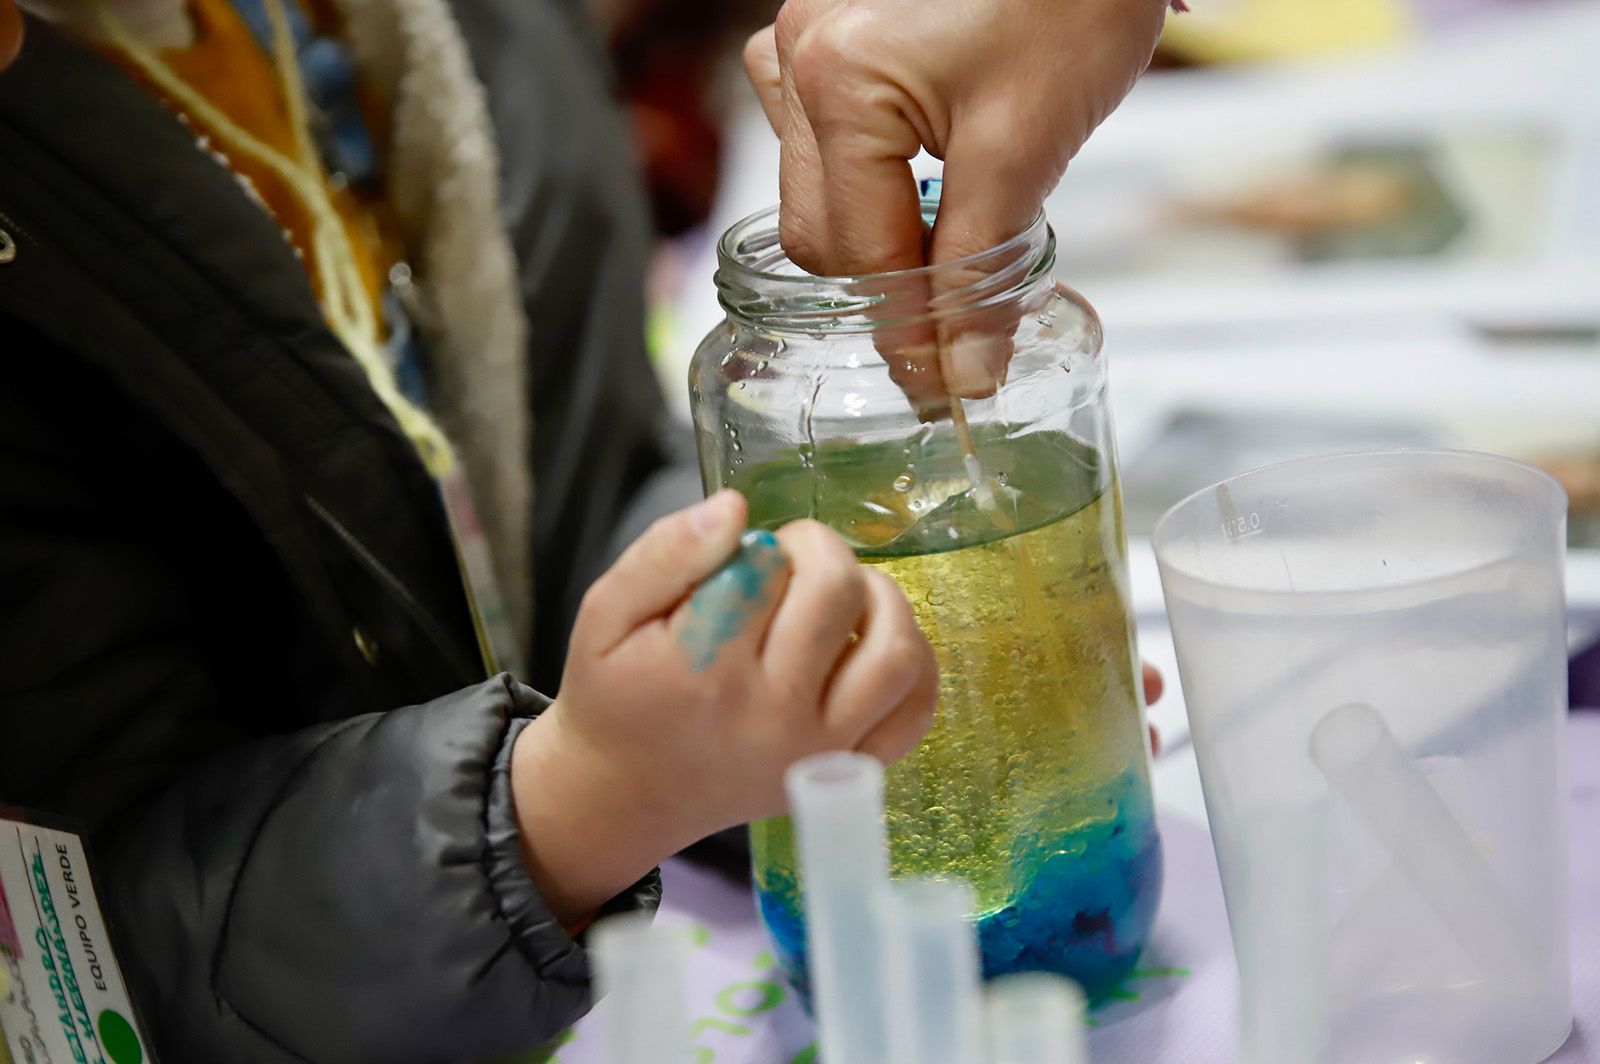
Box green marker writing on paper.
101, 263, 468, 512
678, 529, 787, 671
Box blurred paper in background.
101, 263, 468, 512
1158, 0, 1415, 62
1055, 126, 1552, 280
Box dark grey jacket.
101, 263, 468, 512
0, 6, 669, 1060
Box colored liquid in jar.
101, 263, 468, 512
735, 431, 1162, 1003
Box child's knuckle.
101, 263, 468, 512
781, 517, 834, 551
811, 555, 863, 607
883, 633, 927, 676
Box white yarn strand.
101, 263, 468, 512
97, 0, 459, 478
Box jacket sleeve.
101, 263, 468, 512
99, 678, 660, 1064
0, 339, 659, 1063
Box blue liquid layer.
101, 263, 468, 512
756, 792, 1162, 1007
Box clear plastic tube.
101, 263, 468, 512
591, 912, 692, 1064
786, 751, 893, 1064
984, 973, 1088, 1064
881, 877, 984, 1064
1310, 702, 1538, 988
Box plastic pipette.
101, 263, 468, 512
916, 179, 1006, 525
881, 877, 984, 1064
1309, 703, 1539, 987
591, 912, 692, 1064
786, 751, 894, 1064
984, 973, 1088, 1064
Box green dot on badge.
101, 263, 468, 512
98, 1009, 143, 1064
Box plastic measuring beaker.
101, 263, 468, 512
1154, 450, 1571, 1064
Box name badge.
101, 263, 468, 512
0, 809, 154, 1064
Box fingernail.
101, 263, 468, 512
899, 343, 941, 376
889, 343, 948, 400
689, 489, 739, 534
945, 333, 1010, 398
912, 395, 950, 423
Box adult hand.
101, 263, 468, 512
744, 0, 1169, 283
744, 0, 1168, 403
512, 490, 938, 925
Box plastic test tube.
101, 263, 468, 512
1309, 702, 1538, 989
590, 912, 692, 1064
881, 877, 984, 1064
984, 973, 1088, 1064
786, 751, 894, 1064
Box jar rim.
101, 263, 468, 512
714, 198, 1054, 332
716, 202, 1050, 285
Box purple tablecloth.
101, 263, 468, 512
559, 714, 1600, 1063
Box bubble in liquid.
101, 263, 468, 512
892, 472, 915, 493
757, 360, 770, 372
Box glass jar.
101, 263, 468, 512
689, 195, 1161, 1002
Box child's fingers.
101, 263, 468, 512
822, 568, 937, 745
668, 528, 792, 672
1142, 662, 1163, 705
577, 490, 749, 653
852, 631, 940, 764
760, 520, 869, 687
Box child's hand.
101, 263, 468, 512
511, 489, 938, 925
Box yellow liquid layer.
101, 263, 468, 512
876, 488, 1146, 908
753, 485, 1151, 915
